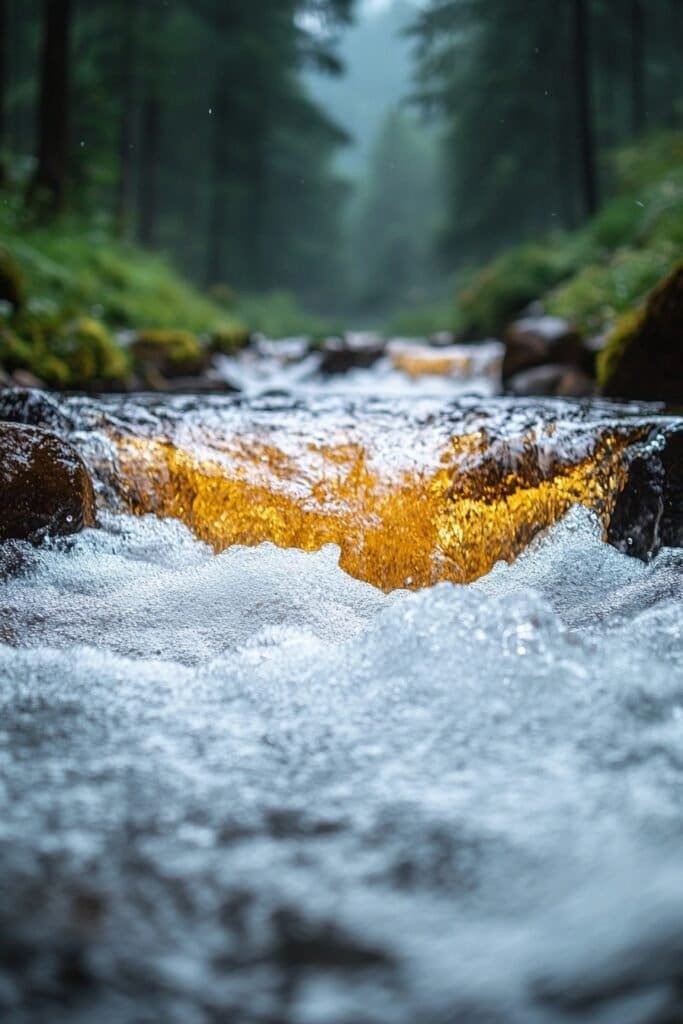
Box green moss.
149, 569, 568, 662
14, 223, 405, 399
596, 306, 646, 388
209, 322, 250, 356
597, 260, 683, 401
50, 317, 131, 385
132, 329, 205, 376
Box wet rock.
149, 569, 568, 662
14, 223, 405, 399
11, 368, 45, 390
599, 263, 683, 403
504, 316, 581, 379
608, 427, 683, 557
555, 367, 596, 398
0, 387, 73, 431
319, 333, 385, 375
507, 364, 595, 398
0, 423, 95, 542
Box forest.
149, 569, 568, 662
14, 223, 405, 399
0, 0, 682, 355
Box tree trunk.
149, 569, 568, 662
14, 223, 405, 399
138, 93, 160, 247
630, 0, 645, 136
245, 133, 267, 289
115, 0, 139, 237
27, 0, 72, 211
0, 0, 7, 155
572, 0, 598, 218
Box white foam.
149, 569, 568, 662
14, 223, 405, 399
0, 507, 681, 1022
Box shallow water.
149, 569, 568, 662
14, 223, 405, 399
0, 391, 682, 1023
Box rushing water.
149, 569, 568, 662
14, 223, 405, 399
0, 386, 682, 1023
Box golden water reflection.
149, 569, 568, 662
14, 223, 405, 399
111, 421, 636, 591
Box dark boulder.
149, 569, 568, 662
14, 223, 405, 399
0, 423, 95, 542
608, 427, 683, 558
504, 316, 582, 380
319, 333, 385, 375
506, 363, 594, 398
599, 263, 683, 404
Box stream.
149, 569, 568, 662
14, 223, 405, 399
0, 369, 682, 1023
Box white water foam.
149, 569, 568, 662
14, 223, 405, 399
0, 507, 681, 1023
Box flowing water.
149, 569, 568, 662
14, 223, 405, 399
0, 382, 682, 1024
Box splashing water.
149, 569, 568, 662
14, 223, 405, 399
0, 391, 681, 1023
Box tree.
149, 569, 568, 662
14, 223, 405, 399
27, 0, 72, 211
572, 0, 598, 216
629, 0, 645, 135
115, 0, 140, 236
0, 0, 6, 157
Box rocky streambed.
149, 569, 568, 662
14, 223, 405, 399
0, 386, 681, 1024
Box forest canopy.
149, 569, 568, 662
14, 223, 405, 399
0, 0, 682, 329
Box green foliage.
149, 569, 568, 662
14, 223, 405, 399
546, 245, 676, 335
0, 327, 34, 372
386, 298, 464, 339
0, 198, 246, 335
614, 134, 683, 193
456, 239, 592, 336
0, 250, 26, 310
445, 134, 683, 339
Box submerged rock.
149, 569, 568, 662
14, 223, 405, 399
507, 363, 594, 398
599, 262, 683, 403
0, 422, 95, 542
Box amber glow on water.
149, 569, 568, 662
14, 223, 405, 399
112, 424, 633, 590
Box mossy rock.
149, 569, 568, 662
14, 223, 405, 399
7, 313, 130, 389
208, 322, 250, 356
0, 324, 70, 386
598, 262, 683, 403
132, 329, 207, 378
0, 250, 26, 311
50, 317, 131, 386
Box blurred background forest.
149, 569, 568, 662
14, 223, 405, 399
0, 0, 682, 388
